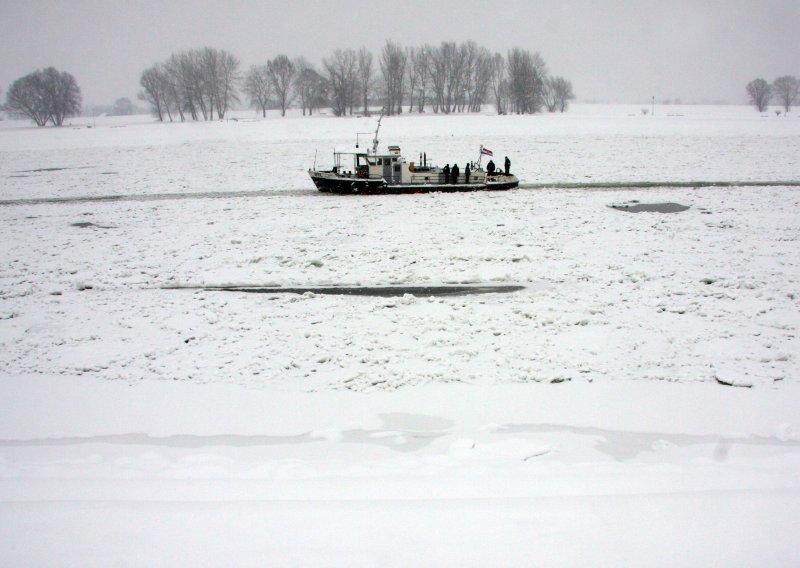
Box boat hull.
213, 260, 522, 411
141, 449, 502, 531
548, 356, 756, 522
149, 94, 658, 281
309, 171, 518, 195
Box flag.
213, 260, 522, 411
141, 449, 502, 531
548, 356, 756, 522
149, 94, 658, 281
480, 146, 494, 157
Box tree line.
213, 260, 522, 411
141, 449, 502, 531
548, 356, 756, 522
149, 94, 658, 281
138, 47, 241, 121
746, 76, 798, 113
138, 40, 575, 121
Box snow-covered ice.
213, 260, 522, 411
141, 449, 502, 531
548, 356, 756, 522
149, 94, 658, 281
1, 105, 799, 566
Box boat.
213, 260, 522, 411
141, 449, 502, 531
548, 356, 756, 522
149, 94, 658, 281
308, 116, 519, 194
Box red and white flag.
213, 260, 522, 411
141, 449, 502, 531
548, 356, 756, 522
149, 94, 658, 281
480, 146, 494, 157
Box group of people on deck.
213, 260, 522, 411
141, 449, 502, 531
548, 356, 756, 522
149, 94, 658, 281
442, 156, 510, 184
442, 163, 467, 184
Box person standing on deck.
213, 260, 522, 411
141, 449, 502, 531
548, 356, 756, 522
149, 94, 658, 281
464, 163, 471, 184
451, 163, 459, 184
487, 159, 495, 175
504, 156, 510, 175
443, 164, 450, 184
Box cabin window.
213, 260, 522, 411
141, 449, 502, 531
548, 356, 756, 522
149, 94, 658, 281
394, 164, 401, 173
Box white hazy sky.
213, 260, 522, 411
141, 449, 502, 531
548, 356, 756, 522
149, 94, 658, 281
1, 0, 798, 106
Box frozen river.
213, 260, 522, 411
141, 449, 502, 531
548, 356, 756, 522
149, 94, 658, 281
1, 105, 799, 566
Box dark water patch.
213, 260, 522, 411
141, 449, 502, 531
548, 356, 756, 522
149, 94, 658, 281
0, 188, 317, 207
715, 376, 753, 388
610, 202, 690, 213
70, 221, 117, 229
16, 166, 94, 173
19, 167, 69, 173
167, 285, 525, 297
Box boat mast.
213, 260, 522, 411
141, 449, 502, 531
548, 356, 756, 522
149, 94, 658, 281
371, 111, 384, 154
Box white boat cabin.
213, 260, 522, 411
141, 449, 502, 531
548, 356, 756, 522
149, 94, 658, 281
330, 146, 408, 184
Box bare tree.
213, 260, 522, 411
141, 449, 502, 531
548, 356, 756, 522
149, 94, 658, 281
43, 68, 82, 126
294, 58, 328, 116
161, 68, 181, 122
198, 47, 220, 118
409, 45, 431, 113
5, 67, 81, 126
356, 47, 374, 115
293, 58, 311, 116
5, 72, 51, 126
245, 64, 271, 117
323, 48, 357, 117
138, 64, 170, 121
772, 75, 798, 113
267, 55, 296, 117
457, 41, 478, 112
307, 70, 328, 115
506, 48, 547, 114
746, 78, 772, 112
406, 47, 420, 113
213, 49, 240, 119
546, 76, 575, 112
428, 41, 475, 113
445, 43, 467, 113
428, 41, 467, 113
183, 50, 208, 120
429, 43, 449, 113
380, 40, 407, 115
345, 51, 359, 115
165, 52, 197, 121
466, 45, 493, 112
543, 79, 558, 112
194, 48, 239, 119
489, 53, 508, 114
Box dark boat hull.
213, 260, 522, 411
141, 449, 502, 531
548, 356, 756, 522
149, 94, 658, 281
310, 172, 518, 195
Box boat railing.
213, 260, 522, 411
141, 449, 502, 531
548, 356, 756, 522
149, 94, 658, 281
410, 173, 443, 184
408, 173, 481, 184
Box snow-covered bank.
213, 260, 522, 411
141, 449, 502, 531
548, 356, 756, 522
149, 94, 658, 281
1, 376, 799, 566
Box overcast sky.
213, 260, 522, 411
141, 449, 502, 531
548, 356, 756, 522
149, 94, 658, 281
1, 0, 798, 106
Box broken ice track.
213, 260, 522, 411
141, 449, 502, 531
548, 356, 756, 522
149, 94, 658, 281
163, 285, 525, 297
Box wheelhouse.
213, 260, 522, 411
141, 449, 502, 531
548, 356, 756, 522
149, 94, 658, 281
333, 148, 407, 184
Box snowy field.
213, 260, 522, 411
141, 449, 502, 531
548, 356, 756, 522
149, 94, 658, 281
1, 105, 800, 566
